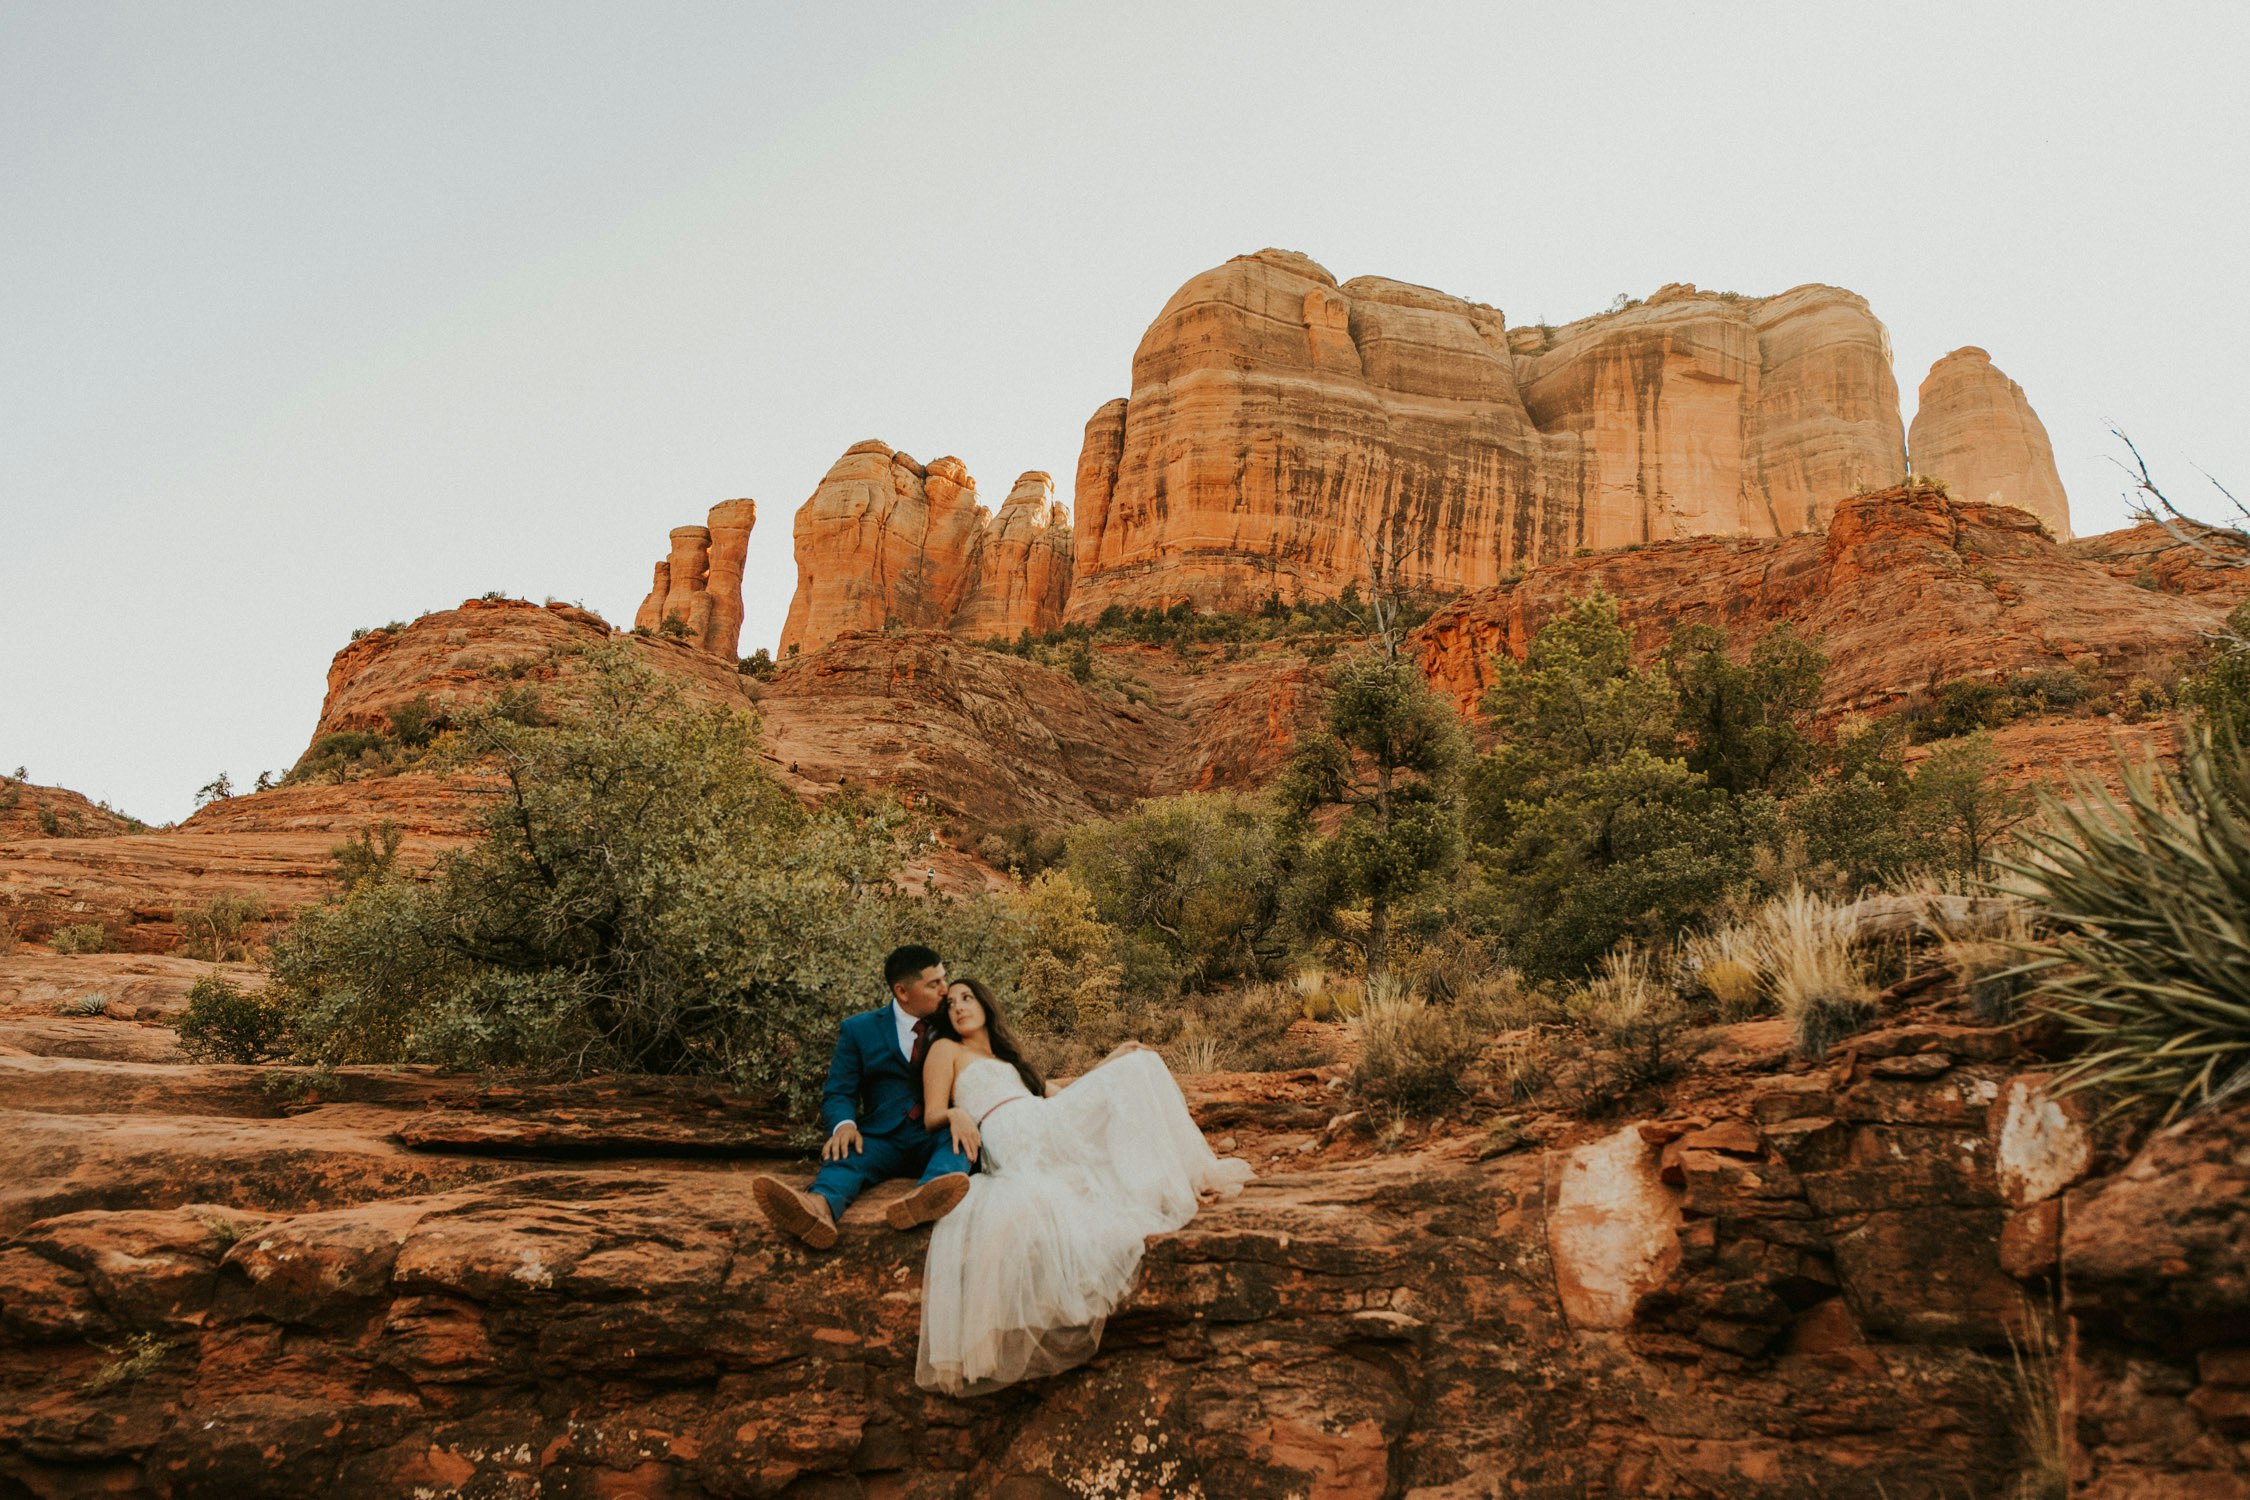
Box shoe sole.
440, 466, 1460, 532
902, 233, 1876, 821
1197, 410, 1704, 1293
886, 1172, 971, 1230
752, 1176, 837, 1249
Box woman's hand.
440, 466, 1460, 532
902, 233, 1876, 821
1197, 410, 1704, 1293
948, 1113, 982, 1163
1098, 1040, 1152, 1066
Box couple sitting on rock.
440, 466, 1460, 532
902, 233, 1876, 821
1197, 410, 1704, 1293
752, 944, 1252, 1395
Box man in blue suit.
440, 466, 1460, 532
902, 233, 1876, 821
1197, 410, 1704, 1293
751, 943, 975, 1249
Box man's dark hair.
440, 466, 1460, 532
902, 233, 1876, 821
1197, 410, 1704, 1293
884, 943, 943, 992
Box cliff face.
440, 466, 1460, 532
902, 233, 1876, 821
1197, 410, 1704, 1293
1065, 252, 1908, 618
779, 444, 1071, 656
633, 499, 758, 658
1411, 486, 2224, 721
1908, 347, 2072, 539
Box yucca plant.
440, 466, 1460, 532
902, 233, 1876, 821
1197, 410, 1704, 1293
2005, 725, 2250, 1122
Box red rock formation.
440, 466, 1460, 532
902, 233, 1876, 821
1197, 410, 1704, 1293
2072, 519, 2250, 598
1412, 486, 2231, 719
2056, 1103, 2250, 1492
1909, 347, 2072, 539
1068, 252, 1908, 619
780, 446, 1076, 655
632, 499, 758, 657
0, 779, 137, 842
950, 472, 1072, 642
7, 982, 2204, 1496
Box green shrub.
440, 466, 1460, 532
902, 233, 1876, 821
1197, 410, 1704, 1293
50, 922, 112, 955
2010, 726, 2250, 1121
330, 821, 403, 892
971, 820, 1068, 879
941, 869, 1124, 1044
387, 694, 446, 748
261, 644, 911, 1121
1067, 792, 1289, 995
1279, 647, 1468, 977
288, 730, 395, 784
178, 892, 266, 962
2178, 602, 2250, 744
176, 974, 286, 1063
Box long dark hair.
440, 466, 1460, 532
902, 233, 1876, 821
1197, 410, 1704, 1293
933, 977, 1046, 1099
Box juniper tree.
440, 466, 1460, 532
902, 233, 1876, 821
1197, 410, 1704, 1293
1280, 624, 1468, 980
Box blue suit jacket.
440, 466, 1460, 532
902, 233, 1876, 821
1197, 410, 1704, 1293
819, 1006, 925, 1140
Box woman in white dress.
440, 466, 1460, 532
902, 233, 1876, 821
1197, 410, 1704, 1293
914, 978, 1253, 1396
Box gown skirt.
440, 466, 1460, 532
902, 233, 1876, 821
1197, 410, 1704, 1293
915, 1049, 1253, 1395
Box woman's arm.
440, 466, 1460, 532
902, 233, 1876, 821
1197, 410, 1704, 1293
919, 1038, 961, 1128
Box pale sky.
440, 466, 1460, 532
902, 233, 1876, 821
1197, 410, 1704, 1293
5, 2, 2246, 824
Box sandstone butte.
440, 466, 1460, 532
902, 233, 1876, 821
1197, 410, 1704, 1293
776, 442, 1072, 656
752, 251, 2079, 641
551, 260, 2104, 678
1070, 251, 1920, 618
1908, 346, 2073, 539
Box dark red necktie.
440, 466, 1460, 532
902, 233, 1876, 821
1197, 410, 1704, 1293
906, 1017, 932, 1121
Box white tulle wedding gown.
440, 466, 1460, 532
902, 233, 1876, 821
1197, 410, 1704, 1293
915, 1049, 1254, 1396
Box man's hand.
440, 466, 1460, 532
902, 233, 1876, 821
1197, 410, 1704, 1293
822, 1121, 864, 1161
948, 1114, 981, 1164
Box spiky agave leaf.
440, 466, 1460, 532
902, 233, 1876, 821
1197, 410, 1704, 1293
2003, 725, 2250, 1122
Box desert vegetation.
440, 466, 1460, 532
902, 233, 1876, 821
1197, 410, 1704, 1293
174, 583, 2250, 1138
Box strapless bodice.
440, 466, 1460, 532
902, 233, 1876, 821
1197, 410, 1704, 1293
954, 1055, 1034, 1121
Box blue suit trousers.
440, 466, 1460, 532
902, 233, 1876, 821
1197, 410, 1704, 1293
808, 1125, 975, 1218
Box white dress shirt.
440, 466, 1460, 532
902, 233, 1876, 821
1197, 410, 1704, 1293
834, 1000, 925, 1136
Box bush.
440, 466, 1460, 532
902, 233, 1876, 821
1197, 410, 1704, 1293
388, 694, 447, 748
261, 644, 917, 1121
1158, 982, 1312, 1075
2009, 726, 2250, 1121
1349, 994, 1484, 1117
330, 822, 403, 892
1280, 647, 1468, 976
176, 974, 286, 1063
2178, 602, 2250, 744
50, 922, 112, 955
288, 730, 396, 785
1067, 793, 1288, 995
942, 870, 1124, 1045
970, 820, 1068, 879
178, 892, 266, 962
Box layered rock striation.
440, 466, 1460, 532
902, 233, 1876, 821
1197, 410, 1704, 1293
779, 443, 1071, 655
633, 499, 757, 658
1411, 485, 2216, 721
1066, 252, 1910, 618
1908, 347, 2071, 539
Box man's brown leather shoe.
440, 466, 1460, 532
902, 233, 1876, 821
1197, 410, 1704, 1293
752, 1175, 838, 1249
885, 1171, 971, 1230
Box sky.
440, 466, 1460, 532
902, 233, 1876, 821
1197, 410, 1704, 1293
4, 1, 2246, 824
